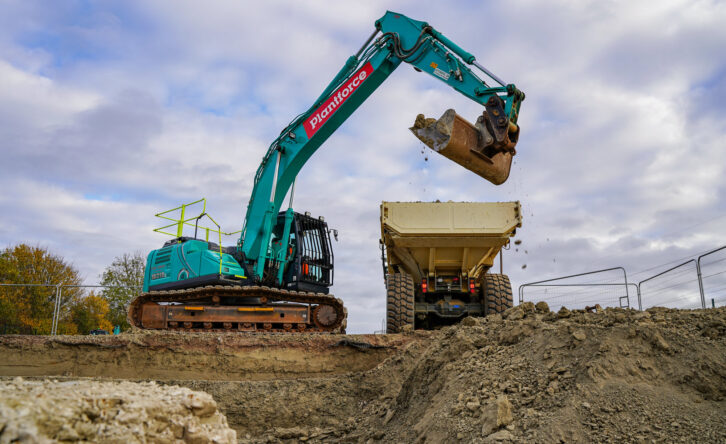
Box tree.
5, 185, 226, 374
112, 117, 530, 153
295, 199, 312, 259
99, 252, 145, 330
0, 244, 83, 334
71, 291, 113, 334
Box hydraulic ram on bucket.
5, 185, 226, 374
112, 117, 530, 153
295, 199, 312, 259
411, 98, 520, 185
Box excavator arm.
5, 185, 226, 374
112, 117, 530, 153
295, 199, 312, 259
239, 11, 525, 283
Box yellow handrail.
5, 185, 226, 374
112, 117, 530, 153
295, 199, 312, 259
153, 198, 242, 275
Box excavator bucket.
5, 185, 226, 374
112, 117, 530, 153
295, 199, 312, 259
410, 103, 519, 185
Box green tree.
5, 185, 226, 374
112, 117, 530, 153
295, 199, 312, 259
0, 244, 83, 334
99, 252, 145, 330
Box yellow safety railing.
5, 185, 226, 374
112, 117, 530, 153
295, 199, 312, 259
153, 198, 242, 275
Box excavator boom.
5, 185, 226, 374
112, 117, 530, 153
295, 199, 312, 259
130, 11, 524, 333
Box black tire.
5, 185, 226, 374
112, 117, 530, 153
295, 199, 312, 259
386, 273, 415, 333
484, 274, 513, 315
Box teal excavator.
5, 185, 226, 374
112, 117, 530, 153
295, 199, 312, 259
128, 11, 524, 333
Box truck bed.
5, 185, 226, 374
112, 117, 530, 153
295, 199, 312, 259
380, 201, 521, 282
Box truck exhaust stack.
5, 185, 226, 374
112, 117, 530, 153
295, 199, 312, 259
410, 106, 519, 185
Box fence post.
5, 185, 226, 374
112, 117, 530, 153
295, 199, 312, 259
52, 285, 63, 335
697, 245, 726, 310
637, 259, 699, 310
696, 260, 706, 309
635, 283, 642, 311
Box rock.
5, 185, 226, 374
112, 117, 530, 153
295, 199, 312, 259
461, 316, 479, 326
275, 426, 307, 439
485, 429, 515, 442
650, 332, 670, 351
466, 399, 481, 412
402, 324, 414, 333
558, 307, 571, 318
633, 311, 651, 321
0, 380, 236, 444
384, 409, 395, 424
520, 302, 535, 313
504, 307, 524, 321
496, 395, 513, 427
572, 329, 586, 341
535, 301, 550, 313
497, 324, 533, 345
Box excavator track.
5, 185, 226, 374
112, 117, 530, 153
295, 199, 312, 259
127, 285, 347, 334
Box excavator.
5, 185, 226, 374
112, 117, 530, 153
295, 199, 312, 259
128, 11, 524, 333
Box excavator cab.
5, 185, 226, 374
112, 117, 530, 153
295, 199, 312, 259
411, 100, 520, 185
272, 211, 334, 294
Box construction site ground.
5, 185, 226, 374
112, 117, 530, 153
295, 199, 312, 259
1, 305, 725, 443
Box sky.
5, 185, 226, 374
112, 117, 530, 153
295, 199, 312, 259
1, 0, 724, 332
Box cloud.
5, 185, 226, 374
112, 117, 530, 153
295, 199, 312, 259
0, 0, 724, 331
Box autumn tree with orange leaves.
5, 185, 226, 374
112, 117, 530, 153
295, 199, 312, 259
71, 291, 113, 334
0, 244, 86, 334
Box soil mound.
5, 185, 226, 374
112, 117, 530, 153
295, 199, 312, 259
0, 378, 236, 443
1, 306, 724, 443
232, 306, 726, 443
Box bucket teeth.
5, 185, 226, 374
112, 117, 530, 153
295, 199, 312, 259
410, 108, 519, 185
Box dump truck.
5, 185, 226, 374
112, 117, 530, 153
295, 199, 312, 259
380, 201, 522, 332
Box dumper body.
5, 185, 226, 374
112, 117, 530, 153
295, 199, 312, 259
380, 201, 521, 332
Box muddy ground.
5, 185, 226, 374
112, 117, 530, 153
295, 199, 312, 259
1, 305, 725, 443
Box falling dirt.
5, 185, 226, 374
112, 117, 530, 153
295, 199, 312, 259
1, 306, 725, 443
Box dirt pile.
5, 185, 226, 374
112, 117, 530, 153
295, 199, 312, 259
0, 378, 236, 443
1, 306, 724, 443
228, 305, 726, 443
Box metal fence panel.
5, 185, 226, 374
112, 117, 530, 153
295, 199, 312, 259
638, 260, 702, 310
698, 246, 726, 308
518, 267, 630, 312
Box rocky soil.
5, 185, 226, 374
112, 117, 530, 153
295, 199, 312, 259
1, 305, 724, 443
0, 332, 406, 381
0, 379, 236, 443
230, 305, 726, 443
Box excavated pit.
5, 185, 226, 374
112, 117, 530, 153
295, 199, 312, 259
1, 306, 725, 443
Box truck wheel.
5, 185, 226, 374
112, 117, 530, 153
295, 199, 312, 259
386, 273, 414, 333
484, 274, 513, 315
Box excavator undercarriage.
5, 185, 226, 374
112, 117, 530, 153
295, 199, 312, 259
128, 285, 346, 333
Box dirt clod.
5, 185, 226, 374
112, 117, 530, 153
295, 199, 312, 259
535, 301, 550, 313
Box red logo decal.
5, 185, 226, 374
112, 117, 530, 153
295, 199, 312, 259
303, 62, 374, 138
